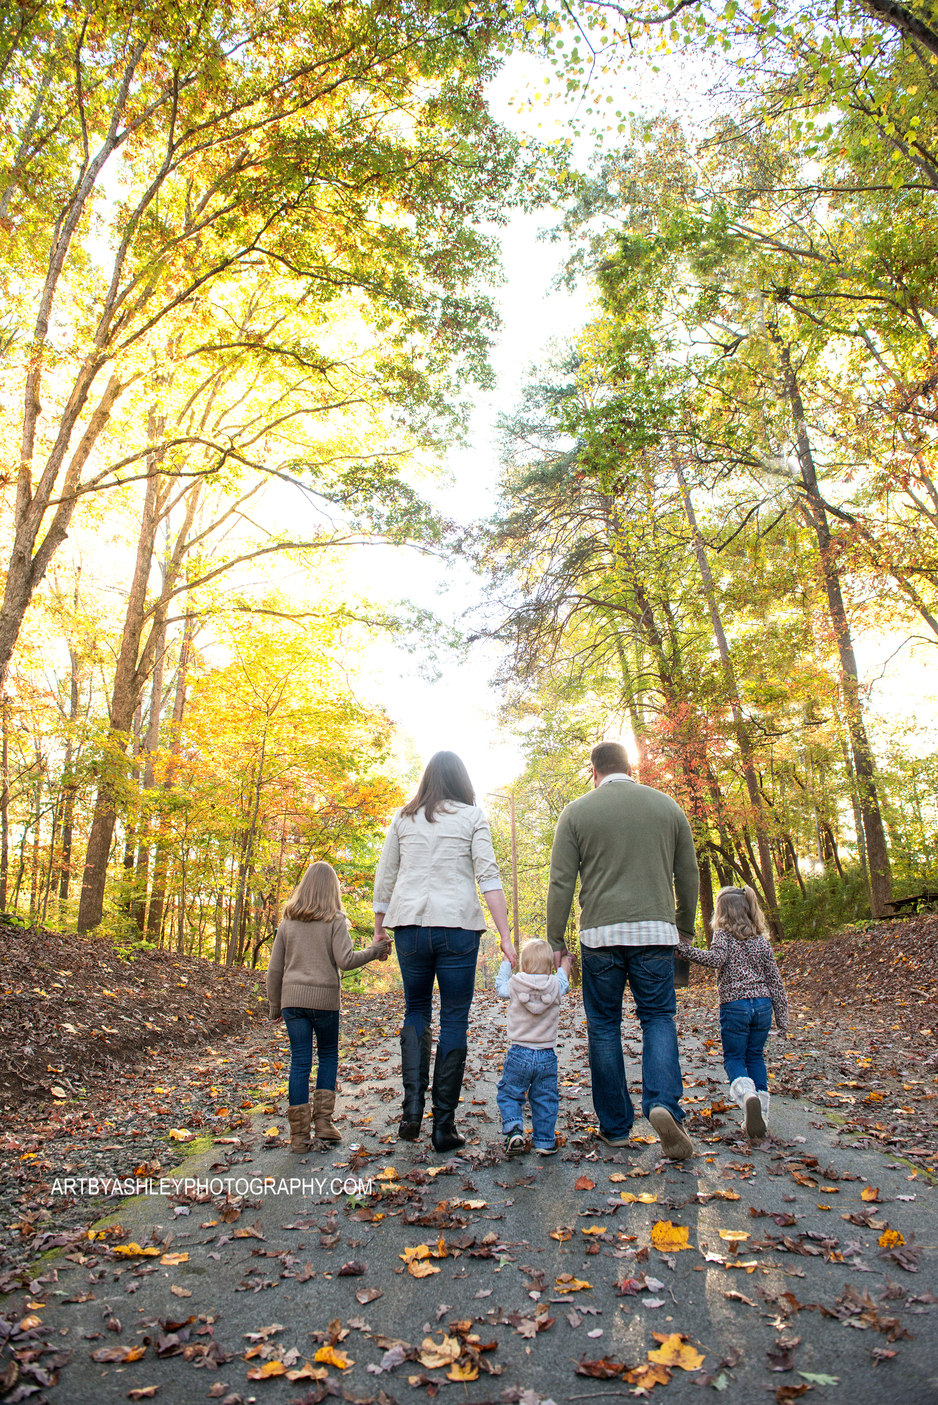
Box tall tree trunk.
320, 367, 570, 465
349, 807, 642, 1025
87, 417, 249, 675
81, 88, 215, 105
28, 776, 42, 915
674, 453, 783, 938
229, 724, 269, 966
146, 617, 194, 943
134, 624, 167, 931
78, 464, 162, 930
773, 337, 893, 917
58, 642, 81, 903
0, 696, 9, 910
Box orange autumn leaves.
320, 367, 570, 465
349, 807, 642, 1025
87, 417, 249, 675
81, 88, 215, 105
400, 1236, 449, 1277
578, 1332, 705, 1390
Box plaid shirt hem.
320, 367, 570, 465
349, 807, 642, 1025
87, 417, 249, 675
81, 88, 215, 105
579, 921, 679, 948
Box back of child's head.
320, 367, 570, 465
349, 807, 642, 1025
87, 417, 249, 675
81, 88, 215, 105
520, 939, 553, 975
283, 861, 343, 922
712, 884, 768, 941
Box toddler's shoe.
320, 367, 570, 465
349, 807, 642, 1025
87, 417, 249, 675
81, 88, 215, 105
505, 1132, 526, 1157
534, 1143, 557, 1156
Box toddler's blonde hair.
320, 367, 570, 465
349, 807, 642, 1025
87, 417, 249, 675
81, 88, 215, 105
283, 861, 343, 922
520, 939, 553, 974
712, 884, 768, 941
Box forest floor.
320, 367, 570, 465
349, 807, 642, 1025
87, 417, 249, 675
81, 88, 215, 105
0, 915, 936, 1403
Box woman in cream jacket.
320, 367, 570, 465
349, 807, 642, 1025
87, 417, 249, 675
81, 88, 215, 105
373, 751, 513, 1151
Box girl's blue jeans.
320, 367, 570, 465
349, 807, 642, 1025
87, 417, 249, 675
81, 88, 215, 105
393, 926, 481, 1058
720, 997, 772, 1090
282, 1007, 340, 1104
496, 1045, 559, 1150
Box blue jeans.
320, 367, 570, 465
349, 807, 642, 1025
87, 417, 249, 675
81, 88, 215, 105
496, 1045, 559, 1149
394, 926, 480, 1058
580, 944, 684, 1140
720, 998, 772, 1089
282, 1007, 341, 1104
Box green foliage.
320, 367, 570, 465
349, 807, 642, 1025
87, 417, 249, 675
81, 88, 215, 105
776, 869, 872, 943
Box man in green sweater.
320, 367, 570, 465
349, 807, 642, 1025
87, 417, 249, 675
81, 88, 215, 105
546, 741, 699, 1159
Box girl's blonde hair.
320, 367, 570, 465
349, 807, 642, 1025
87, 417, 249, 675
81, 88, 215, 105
712, 884, 768, 941
283, 861, 343, 922
520, 939, 553, 975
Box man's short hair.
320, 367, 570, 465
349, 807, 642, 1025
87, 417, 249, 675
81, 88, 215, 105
591, 741, 631, 777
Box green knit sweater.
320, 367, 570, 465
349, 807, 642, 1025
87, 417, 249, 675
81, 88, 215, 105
545, 779, 699, 949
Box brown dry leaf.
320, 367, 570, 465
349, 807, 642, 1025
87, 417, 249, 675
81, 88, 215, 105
574, 1356, 628, 1379
650, 1221, 691, 1252
861, 1186, 881, 1203
623, 1360, 672, 1388
418, 1335, 461, 1369
609, 1173, 627, 1183
575, 1176, 596, 1191
647, 1333, 705, 1371
285, 1364, 328, 1382
169, 1285, 192, 1299
356, 1287, 383, 1305
408, 1260, 441, 1278
127, 1390, 160, 1401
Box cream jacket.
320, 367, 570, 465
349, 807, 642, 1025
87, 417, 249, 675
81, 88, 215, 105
373, 802, 503, 930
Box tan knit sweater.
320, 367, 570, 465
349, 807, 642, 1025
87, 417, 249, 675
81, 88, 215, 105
266, 914, 384, 1017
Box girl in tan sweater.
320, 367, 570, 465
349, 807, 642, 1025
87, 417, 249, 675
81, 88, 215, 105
267, 862, 390, 1152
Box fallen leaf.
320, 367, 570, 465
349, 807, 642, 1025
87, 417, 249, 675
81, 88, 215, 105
861, 1186, 881, 1203
247, 1361, 286, 1379
581, 1225, 606, 1236
314, 1345, 352, 1369
161, 1252, 189, 1266
647, 1333, 705, 1370
418, 1335, 461, 1369
718, 1231, 749, 1243
112, 1243, 161, 1258
127, 1390, 160, 1401
650, 1221, 691, 1252
550, 1228, 573, 1242
878, 1231, 905, 1249
285, 1364, 328, 1382
447, 1361, 478, 1381
556, 1276, 592, 1292
167, 1129, 194, 1142
799, 1373, 839, 1385
169, 1285, 192, 1299
575, 1176, 596, 1190
620, 1192, 658, 1204
356, 1287, 383, 1305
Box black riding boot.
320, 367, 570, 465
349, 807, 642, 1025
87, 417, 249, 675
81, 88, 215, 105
431, 1047, 467, 1153
398, 1026, 431, 1141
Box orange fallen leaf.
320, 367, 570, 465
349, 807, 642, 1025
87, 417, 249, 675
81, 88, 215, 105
314, 1345, 353, 1369
620, 1192, 657, 1204
408, 1260, 441, 1278
127, 1390, 160, 1401
861, 1186, 881, 1203
717, 1230, 749, 1242
247, 1361, 287, 1379
555, 1276, 592, 1292
581, 1225, 606, 1236
550, 1228, 573, 1242
447, 1361, 479, 1382
575, 1176, 596, 1191
878, 1229, 905, 1248
285, 1364, 328, 1382
160, 1252, 189, 1265
419, 1335, 461, 1368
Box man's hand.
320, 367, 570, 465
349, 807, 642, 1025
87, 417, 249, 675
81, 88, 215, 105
500, 935, 517, 967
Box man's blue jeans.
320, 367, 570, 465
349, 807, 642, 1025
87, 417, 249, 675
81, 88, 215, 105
282, 1007, 341, 1104
580, 944, 684, 1140
394, 926, 481, 1058
496, 1045, 559, 1149
720, 997, 772, 1090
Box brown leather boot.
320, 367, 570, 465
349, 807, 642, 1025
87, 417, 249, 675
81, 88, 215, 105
286, 1103, 312, 1154
312, 1089, 341, 1143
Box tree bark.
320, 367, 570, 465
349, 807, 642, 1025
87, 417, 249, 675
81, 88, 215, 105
146, 616, 194, 942
774, 336, 893, 917
673, 452, 783, 938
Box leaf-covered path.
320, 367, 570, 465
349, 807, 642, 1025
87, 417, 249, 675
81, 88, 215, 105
1, 943, 936, 1405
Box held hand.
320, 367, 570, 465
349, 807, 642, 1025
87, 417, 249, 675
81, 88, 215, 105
500, 936, 517, 968
560, 953, 574, 978
375, 936, 392, 962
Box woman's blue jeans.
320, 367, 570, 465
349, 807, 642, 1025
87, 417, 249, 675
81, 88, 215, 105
393, 926, 480, 1058
720, 997, 772, 1090
580, 944, 684, 1140
496, 1045, 559, 1149
282, 1007, 341, 1104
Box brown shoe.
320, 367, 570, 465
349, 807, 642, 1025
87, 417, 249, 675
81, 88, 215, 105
286, 1103, 312, 1154
312, 1089, 341, 1143
649, 1106, 694, 1160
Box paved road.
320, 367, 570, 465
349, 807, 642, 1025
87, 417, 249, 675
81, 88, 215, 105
3, 989, 936, 1405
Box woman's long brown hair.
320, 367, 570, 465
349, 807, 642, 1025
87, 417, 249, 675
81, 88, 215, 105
400, 750, 475, 822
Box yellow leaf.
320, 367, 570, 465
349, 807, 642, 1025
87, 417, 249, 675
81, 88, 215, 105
456, 1199, 487, 1209
879, 1229, 905, 1248
555, 1276, 591, 1292
408, 1260, 441, 1278
549, 1228, 572, 1242
247, 1361, 287, 1379
647, 1332, 705, 1370
160, 1252, 189, 1265
650, 1220, 691, 1252
425, 1165, 447, 1177
433, 1234, 448, 1258
112, 1243, 161, 1258
419, 1335, 461, 1369
17, 1316, 41, 1332
712, 1189, 741, 1201
167, 1129, 194, 1142
620, 1191, 658, 1204
861, 1186, 881, 1202
717, 1230, 749, 1242
314, 1345, 353, 1369
447, 1361, 479, 1381
581, 1225, 606, 1235
377, 1166, 399, 1180
400, 1245, 432, 1262
263, 1126, 281, 1138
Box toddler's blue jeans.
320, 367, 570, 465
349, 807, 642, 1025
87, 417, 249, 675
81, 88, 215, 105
282, 1007, 340, 1104
720, 997, 772, 1090
496, 1045, 559, 1150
